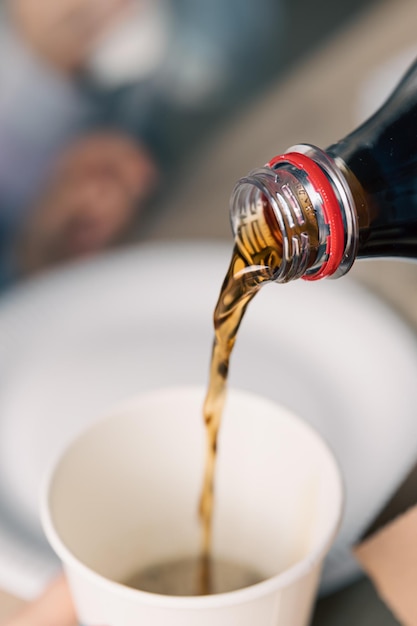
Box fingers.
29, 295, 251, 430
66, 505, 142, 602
17, 131, 159, 275
4, 575, 77, 626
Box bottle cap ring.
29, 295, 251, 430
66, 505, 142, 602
268, 152, 344, 280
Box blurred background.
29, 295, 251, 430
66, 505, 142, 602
2, 0, 417, 624
0, 0, 389, 288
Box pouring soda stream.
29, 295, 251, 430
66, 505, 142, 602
199, 54, 417, 593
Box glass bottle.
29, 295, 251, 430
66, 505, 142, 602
230, 57, 417, 282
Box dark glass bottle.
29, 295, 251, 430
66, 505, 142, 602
230, 57, 417, 282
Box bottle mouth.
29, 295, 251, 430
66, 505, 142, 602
230, 169, 312, 283
230, 145, 359, 282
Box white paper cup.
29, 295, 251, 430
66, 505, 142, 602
41, 386, 343, 626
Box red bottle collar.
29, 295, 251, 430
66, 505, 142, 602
268, 152, 345, 280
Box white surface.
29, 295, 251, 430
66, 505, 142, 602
0, 241, 417, 598
42, 386, 342, 626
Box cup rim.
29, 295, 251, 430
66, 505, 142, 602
41, 385, 344, 609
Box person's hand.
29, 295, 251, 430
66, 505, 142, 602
4, 575, 77, 626
11, 0, 132, 73
18, 131, 158, 275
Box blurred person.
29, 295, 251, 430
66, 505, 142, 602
0, 0, 283, 287
0, 0, 159, 286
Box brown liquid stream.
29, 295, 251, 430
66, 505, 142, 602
198, 194, 284, 593
124, 174, 319, 597
199, 246, 272, 550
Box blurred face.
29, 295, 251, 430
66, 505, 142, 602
12, 0, 133, 73
19, 132, 158, 274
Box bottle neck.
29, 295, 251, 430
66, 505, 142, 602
230, 144, 361, 282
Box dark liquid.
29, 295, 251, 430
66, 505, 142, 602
327, 57, 417, 259
199, 246, 273, 552
124, 556, 264, 596
199, 194, 283, 592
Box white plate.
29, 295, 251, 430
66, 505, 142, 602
1, 241, 417, 599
